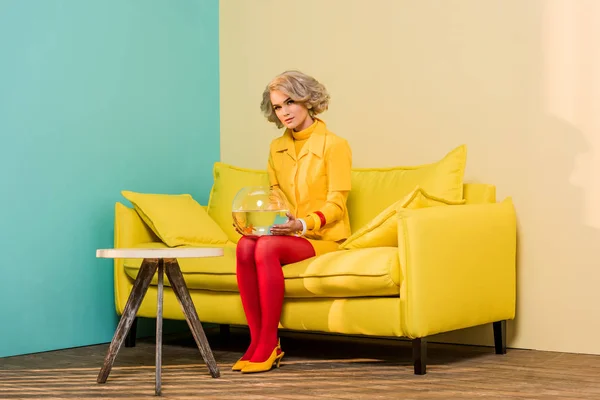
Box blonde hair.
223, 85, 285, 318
260, 70, 330, 128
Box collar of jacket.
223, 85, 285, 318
274, 118, 327, 159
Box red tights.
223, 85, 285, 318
236, 235, 315, 362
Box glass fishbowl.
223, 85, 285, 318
232, 186, 290, 236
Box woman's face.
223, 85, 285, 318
270, 90, 313, 131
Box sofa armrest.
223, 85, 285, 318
397, 197, 517, 338
114, 202, 159, 248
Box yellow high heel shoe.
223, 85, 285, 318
235, 339, 282, 372
231, 359, 249, 371
241, 345, 284, 374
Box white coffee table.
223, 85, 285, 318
95, 247, 224, 395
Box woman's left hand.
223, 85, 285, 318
270, 212, 302, 236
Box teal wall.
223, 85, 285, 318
0, 1, 219, 358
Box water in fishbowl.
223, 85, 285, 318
232, 210, 289, 236
231, 186, 290, 236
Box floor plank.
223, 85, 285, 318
1, 327, 599, 399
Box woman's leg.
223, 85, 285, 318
251, 235, 315, 362
235, 236, 262, 361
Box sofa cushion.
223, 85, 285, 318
121, 191, 229, 247
207, 162, 270, 243
283, 247, 401, 297
123, 242, 401, 298
339, 186, 465, 249
347, 144, 467, 233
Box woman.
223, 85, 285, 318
233, 70, 352, 373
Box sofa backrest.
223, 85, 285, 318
463, 183, 496, 204
207, 145, 495, 240
345, 145, 467, 232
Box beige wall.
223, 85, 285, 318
220, 0, 600, 355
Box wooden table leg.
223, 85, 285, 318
155, 259, 164, 396
165, 260, 221, 378
98, 258, 158, 384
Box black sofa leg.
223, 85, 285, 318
125, 317, 138, 348
412, 338, 427, 375
493, 320, 507, 354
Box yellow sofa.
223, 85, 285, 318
112, 145, 517, 374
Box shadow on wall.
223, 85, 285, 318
430, 0, 600, 353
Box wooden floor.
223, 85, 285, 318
1, 327, 600, 399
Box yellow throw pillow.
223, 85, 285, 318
339, 186, 465, 250
347, 144, 467, 233
121, 191, 229, 247
206, 162, 271, 242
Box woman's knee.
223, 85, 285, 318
236, 236, 258, 264
254, 236, 278, 261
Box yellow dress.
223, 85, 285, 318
267, 118, 352, 255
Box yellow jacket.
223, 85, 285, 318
267, 118, 352, 242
